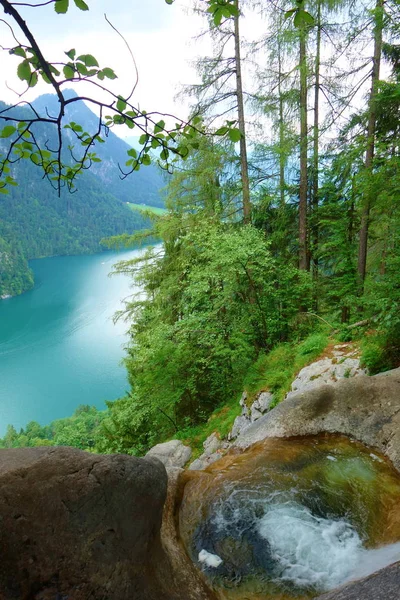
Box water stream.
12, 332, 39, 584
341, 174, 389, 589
179, 435, 400, 599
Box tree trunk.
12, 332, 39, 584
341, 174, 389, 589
357, 0, 384, 289
234, 0, 251, 224
311, 0, 321, 304
278, 37, 285, 208
299, 21, 308, 270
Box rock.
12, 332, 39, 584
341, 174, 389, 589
315, 561, 400, 600
228, 391, 274, 442
0, 446, 188, 600
288, 354, 366, 399
146, 439, 192, 468
239, 391, 248, 408
189, 451, 225, 471
251, 391, 273, 421
228, 414, 251, 441
234, 368, 400, 472
203, 432, 222, 456
162, 467, 218, 600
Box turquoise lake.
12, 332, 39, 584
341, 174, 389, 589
0, 248, 143, 436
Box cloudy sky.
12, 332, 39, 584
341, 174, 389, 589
0, 0, 209, 124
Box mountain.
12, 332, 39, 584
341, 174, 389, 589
0, 91, 166, 297
31, 91, 167, 207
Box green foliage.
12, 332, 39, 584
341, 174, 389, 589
0, 229, 33, 297
174, 393, 242, 459
98, 215, 309, 455
0, 406, 105, 451
244, 331, 329, 405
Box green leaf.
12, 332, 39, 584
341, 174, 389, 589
65, 48, 76, 60
77, 54, 99, 67
10, 46, 26, 58
17, 59, 31, 81
127, 148, 138, 158
215, 126, 229, 136
228, 128, 241, 143
73, 0, 89, 10
142, 154, 151, 166
41, 71, 51, 84
160, 148, 169, 161
49, 65, 61, 76
165, 0, 173, 3
0, 125, 16, 139
101, 67, 117, 80
116, 96, 127, 112
293, 9, 315, 27
63, 64, 75, 79
76, 62, 88, 76
154, 119, 165, 134
213, 8, 223, 26
28, 71, 38, 88
54, 0, 69, 14
139, 134, 148, 145
284, 8, 297, 20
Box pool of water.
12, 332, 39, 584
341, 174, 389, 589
179, 435, 400, 599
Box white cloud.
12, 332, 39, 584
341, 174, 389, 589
0, 0, 209, 125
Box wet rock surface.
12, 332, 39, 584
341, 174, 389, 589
315, 561, 400, 600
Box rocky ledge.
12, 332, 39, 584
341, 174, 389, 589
234, 367, 400, 470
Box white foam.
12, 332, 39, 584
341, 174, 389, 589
258, 502, 362, 590
198, 549, 223, 568
346, 542, 400, 583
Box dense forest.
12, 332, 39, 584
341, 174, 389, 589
0, 92, 165, 296
0, 0, 399, 453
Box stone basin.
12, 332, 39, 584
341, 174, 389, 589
179, 435, 400, 600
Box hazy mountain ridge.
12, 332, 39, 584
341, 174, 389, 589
0, 91, 165, 296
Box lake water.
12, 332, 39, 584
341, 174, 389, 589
0, 248, 143, 436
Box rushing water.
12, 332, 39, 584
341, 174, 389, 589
180, 436, 400, 600
0, 248, 143, 435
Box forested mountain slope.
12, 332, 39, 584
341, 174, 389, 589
0, 91, 165, 296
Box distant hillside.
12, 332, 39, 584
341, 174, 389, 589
0, 91, 166, 297
31, 91, 167, 208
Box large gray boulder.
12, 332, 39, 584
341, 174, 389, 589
0, 446, 211, 600
235, 368, 400, 470
146, 439, 192, 468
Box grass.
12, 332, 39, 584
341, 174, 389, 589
174, 331, 330, 457
174, 393, 242, 460
243, 331, 330, 408
127, 202, 167, 216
